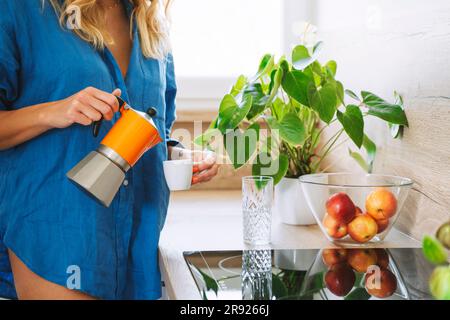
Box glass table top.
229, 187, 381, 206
183, 248, 435, 300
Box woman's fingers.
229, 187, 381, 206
192, 164, 219, 184
76, 101, 102, 122
79, 93, 114, 120
73, 112, 93, 126
85, 86, 120, 113
193, 152, 216, 173
112, 88, 122, 98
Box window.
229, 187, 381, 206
171, 0, 283, 78
170, 0, 315, 114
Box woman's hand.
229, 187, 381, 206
0, 87, 122, 150
169, 147, 219, 185
44, 87, 121, 129
191, 150, 219, 185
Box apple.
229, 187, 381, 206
347, 249, 378, 273
323, 214, 348, 239
376, 218, 390, 234
326, 192, 356, 224
348, 214, 378, 243
366, 188, 398, 220
324, 263, 356, 297
374, 249, 389, 269
322, 248, 348, 267
355, 206, 363, 216
365, 268, 397, 298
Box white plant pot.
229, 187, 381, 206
274, 177, 322, 225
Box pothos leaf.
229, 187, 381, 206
292, 42, 323, 70
281, 70, 313, 106
363, 134, 376, 172
252, 152, 289, 185
194, 128, 221, 150
292, 45, 311, 70
217, 94, 252, 133
325, 60, 337, 77
362, 91, 409, 126
308, 83, 337, 124
254, 54, 275, 80
337, 104, 364, 148
389, 91, 406, 138
268, 67, 284, 102
195, 267, 219, 295
223, 123, 260, 169
345, 89, 360, 101
230, 75, 247, 97
348, 149, 370, 172
267, 112, 306, 146
244, 83, 269, 120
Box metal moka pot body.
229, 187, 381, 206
67, 97, 162, 207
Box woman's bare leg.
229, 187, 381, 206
8, 250, 96, 300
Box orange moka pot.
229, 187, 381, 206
67, 96, 163, 207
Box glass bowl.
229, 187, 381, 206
299, 173, 413, 246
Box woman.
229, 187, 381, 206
0, 0, 218, 299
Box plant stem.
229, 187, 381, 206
318, 126, 342, 153
313, 128, 344, 171
326, 137, 349, 155
311, 117, 338, 150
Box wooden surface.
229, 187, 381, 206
312, 0, 450, 239
159, 190, 419, 300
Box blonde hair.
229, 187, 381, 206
48, 0, 171, 59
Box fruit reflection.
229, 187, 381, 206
374, 249, 390, 269
324, 263, 356, 297
320, 248, 396, 299
322, 248, 348, 267
347, 249, 378, 273
365, 268, 398, 298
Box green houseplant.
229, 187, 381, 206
195, 40, 408, 225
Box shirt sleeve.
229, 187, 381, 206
164, 53, 179, 145
0, 2, 20, 110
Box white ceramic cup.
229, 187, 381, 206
163, 159, 193, 191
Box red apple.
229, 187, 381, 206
326, 192, 356, 224
324, 263, 356, 297
376, 219, 390, 234
366, 188, 398, 220
355, 206, 363, 216
348, 214, 378, 243
323, 214, 348, 239
365, 268, 397, 298
347, 249, 378, 273
322, 248, 348, 267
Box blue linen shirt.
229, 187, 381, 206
0, 0, 176, 299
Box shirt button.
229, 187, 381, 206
123, 179, 129, 187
